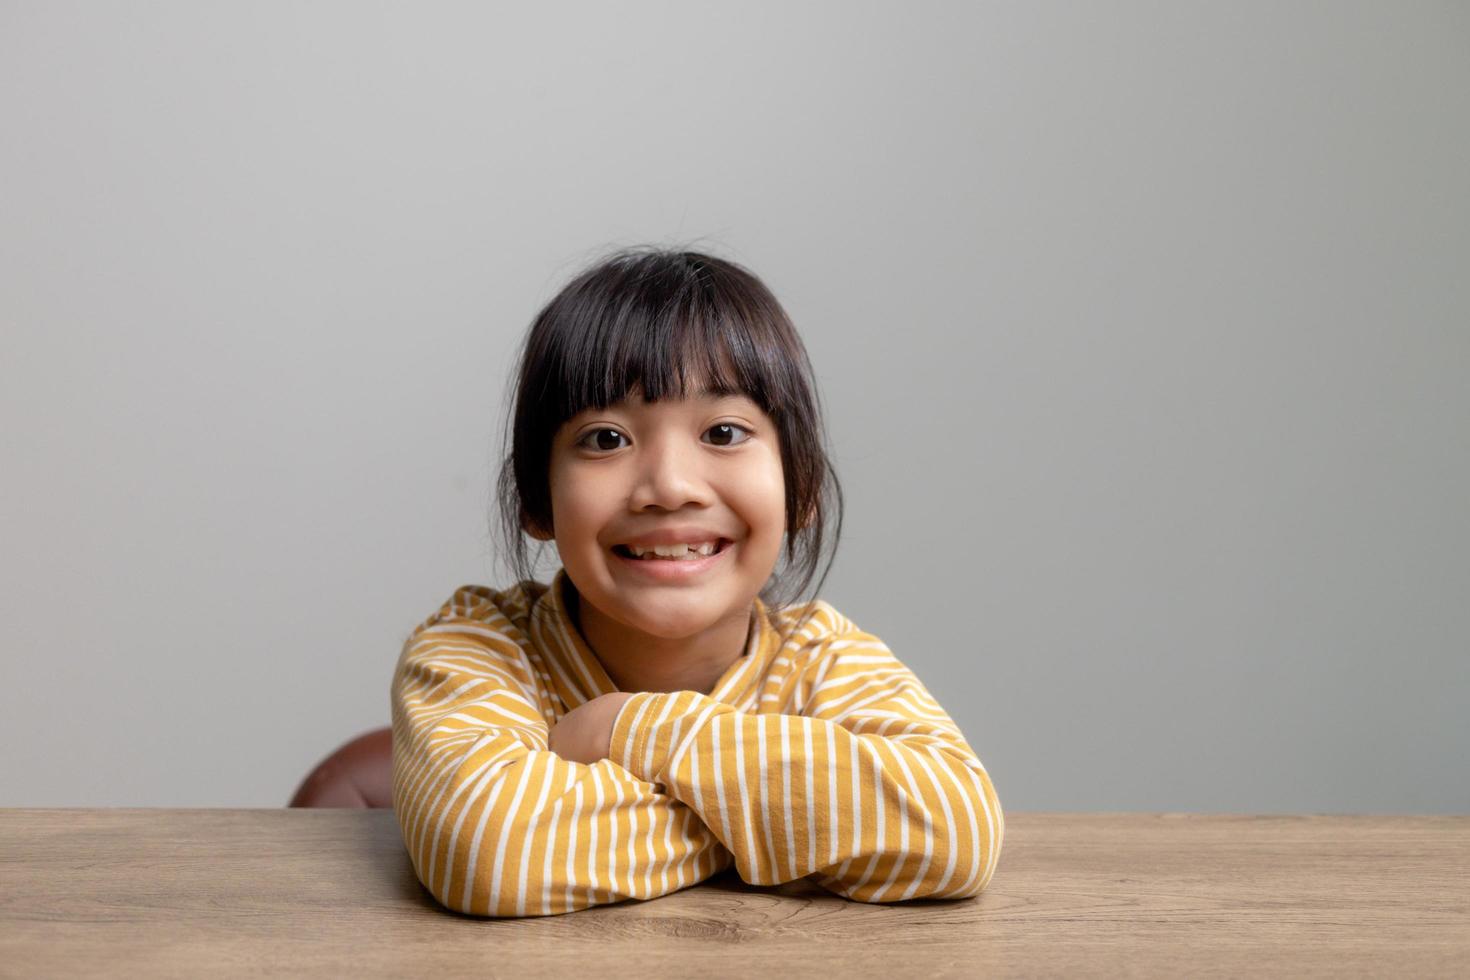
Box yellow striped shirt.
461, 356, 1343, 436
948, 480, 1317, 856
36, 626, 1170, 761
390, 568, 1004, 917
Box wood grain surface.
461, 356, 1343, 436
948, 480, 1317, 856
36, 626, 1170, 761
1, 809, 1465, 978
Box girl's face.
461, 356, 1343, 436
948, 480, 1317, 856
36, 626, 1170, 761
539, 383, 787, 641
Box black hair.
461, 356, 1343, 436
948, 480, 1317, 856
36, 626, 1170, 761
490, 244, 844, 648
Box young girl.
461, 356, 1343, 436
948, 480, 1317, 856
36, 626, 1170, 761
390, 246, 1003, 917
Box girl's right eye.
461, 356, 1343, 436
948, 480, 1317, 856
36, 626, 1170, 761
577, 428, 627, 452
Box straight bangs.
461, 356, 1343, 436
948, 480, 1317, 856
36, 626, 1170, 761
543, 253, 790, 427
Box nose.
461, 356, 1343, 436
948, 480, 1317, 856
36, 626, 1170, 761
627, 432, 715, 513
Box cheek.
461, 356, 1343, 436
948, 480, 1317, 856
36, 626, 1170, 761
731, 467, 787, 536
556, 488, 599, 529
545, 470, 583, 535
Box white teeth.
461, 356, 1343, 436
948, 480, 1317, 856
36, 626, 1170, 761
628, 541, 719, 559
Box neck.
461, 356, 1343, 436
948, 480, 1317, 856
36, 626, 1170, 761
568, 585, 753, 696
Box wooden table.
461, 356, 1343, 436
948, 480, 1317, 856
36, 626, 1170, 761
2, 809, 1465, 977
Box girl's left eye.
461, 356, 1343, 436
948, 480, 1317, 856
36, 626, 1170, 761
576, 424, 753, 452
703, 423, 753, 447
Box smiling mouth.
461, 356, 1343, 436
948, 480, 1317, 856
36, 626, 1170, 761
611, 539, 732, 561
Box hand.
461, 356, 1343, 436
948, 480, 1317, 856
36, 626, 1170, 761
547, 692, 636, 765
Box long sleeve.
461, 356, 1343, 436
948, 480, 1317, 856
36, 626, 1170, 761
390, 596, 733, 917
606, 631, 1004, 903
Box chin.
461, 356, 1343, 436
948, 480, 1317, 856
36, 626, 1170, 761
608, 593, 731, 638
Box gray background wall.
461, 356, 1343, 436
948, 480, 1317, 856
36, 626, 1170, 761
2, 2, 1465, 812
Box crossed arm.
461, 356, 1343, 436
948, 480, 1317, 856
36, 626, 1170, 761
602, 635, 1004, 902
392, 618, 1003, 917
